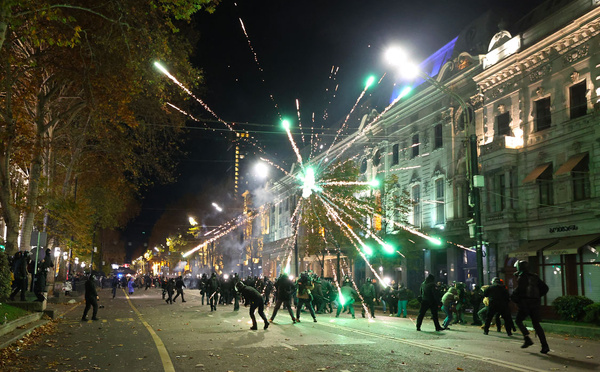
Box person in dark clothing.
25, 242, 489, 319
396, 284, 410, 317
144, 275, 152, 290
34, 249, 54, 302
269, 273, 296, 323
360, 278, 376, 318
165, 278, 175, 304
82, 274, 99, 321
483, 277, 514, 335
207, 273, 220, 311
511, 260, 550, 354
263, 277, 273, 305
10, 251, 29, 301
173, 276, 187, 303
111, 276, 119, 299
232, 273, 241, 311
470, 286, 483, 325
416, 274, 443, 332
295, 272, 317, 323
236, 281, 269, 330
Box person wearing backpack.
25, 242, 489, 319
511, 260, 550, 354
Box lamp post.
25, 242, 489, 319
385, 47, 484, 287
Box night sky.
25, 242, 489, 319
123, 0, 548, 259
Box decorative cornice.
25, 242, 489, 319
477, 13, 600, 91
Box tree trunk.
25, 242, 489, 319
0, 59, 20, 254
20, 91, 48, 252
0, 5, 9, 53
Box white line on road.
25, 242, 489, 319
280, 342, 298, 350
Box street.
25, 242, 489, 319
9, 288, 600, 372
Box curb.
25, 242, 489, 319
0, 318, 50, 350
0, 312, 43, 338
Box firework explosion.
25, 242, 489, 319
154, 45, 468, 319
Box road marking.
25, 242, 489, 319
319, 322, 548, 372
125, 292, 175, 372
280, 342, 298, 350
115, 318, 135, 322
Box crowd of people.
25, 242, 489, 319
8, 249, 54, 302
8, 250, 549, 354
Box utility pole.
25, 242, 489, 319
469, 134, 485, 287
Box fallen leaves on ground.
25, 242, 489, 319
0, 321, 58, 370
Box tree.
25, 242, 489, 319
1, 0, 219, 256
299, 160, 371, 276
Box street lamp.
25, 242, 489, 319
254, 161, 269, 180
212, 202, 223, 212
385, 46, 484, 287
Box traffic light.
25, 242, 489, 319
0, 244, 5, 251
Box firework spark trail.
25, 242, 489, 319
284, 124, 303, 165
329, 87, 411, 164
309, 125, 315, 160
290, 197, 303, 224
322, 66, 340, 121
320, 192, 392, 254
296, 99, 305, 145
338, 195, 473, 252
317, 195, 386, 286
325, 87, 368, 158
260, 157, 292, 177
322, 180, 376, 187
203, 215, 240, 236
238, 18, 282, 120
182, 206, 263, 257
155, 63, 232, 129
167, 103, 268, 155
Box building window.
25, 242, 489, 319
573, 154, 590, 201
535, 97, 551, 131
373, 149, 382, 167
434, 178, 445, 225
392, 144, 399, 165
579, 245, 600, 301
540, 254, 564, 304
360, 158, 367, 173
492, 173, 506, 212
538, 164, 554, 206
412, 134, 419, 158
412, 185, 421, 228
496, 112, 511, 136
569, 80, 587, 119
434, 124, 443, 149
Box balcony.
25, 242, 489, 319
480, 135, 521, 158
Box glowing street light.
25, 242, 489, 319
212, 202, 223, 212
254, 161, 269, 180
188, 216, 198, 226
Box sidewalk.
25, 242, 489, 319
0, 293, 83, 350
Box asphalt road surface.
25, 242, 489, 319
9, 287, 600, 372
